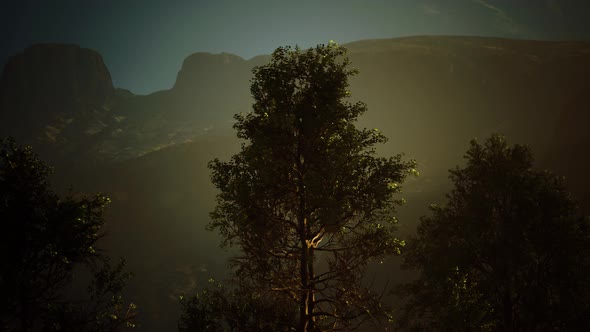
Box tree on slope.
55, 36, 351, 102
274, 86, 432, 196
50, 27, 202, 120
398, 134, 590, 331
0, 137, 137, 331
208, 42, 415, 331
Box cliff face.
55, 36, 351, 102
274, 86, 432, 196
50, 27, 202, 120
1, 43, 114, 106
170, 52, 253, 123
173, 52, 247, 91
0, 44, 116, 151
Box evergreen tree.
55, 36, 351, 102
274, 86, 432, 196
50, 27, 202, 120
0, 137, 137, 331
398, 134, 590, 331
208, 43, 415, 331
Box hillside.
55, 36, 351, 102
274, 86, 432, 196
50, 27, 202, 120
1, 36, 589, 331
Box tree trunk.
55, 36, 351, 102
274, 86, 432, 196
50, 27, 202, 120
297, 132, 315, 331
299, 240, 316, 332
300, 228, 309, 332
307, 246, 316, 330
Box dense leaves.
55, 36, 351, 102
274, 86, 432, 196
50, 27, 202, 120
178, 279, 297, 332
0, 137, 136, 331
398, 134, 590, 331
204, 43, 415, 331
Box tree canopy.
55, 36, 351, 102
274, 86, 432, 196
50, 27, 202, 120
0, 137, 137, 331
398, 134, 590, 331
178, 278, 297, 331
203, 42, 416, 331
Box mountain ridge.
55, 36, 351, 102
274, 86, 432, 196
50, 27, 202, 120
2, 35, 588, 202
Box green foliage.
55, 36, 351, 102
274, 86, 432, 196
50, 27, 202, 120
0, 137, 137, 331
206, 43, 415, 331
398, 134, 590, 331
42, 257, 138, 331
178, 279, 297, 332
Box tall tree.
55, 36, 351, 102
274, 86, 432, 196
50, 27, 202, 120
208, 43, 415, 331
0, 137, 137, 331
398, 134, 590, 331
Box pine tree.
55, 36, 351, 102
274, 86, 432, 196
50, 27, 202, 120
208, 43, 415, 331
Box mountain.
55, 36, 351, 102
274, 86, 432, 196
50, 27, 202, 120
0, 44, 115, 159
1, 36, 589, 331
0, 44, 114, 113
347, 36, 590, 178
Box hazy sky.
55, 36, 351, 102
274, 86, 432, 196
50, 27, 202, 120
2, 0, 589, 94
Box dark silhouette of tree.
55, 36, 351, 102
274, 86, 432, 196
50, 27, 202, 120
178, 279, 297, 332
397, 134, 590, 331
0, 137, 137, 331
206, 43, 415, 331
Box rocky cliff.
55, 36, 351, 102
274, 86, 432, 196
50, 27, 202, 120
0, 44, 114, 129
0, 44, 119, 165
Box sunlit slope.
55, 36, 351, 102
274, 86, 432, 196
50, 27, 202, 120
346, 36, 590, 183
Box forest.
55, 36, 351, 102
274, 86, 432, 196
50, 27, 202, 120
1, 38, 590, 331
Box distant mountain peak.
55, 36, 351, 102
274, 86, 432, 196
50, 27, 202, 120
1, 43, 114, 109
173, 52, 247, 91
0, 43, 116, 152
181, 51, 245, 65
